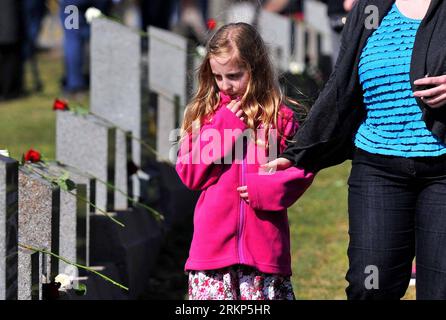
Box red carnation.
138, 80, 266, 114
207, 19, 217, 30
53, 98, 69, 111
24, 149, 41, 163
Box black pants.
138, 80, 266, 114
347, 148, 446, 300
0, 43, 24, 100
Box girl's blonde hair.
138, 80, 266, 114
181, 22, 295, 144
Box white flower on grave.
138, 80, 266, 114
85, 7, 103, 24
137, 169, 150, 181
0, 150, 9, 157
196, 45, 207, 58
289, 61, 305, 75
55, 273, 73, 290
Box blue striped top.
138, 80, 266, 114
354, 3, 446, 157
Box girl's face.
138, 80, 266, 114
209, 54, 250, 100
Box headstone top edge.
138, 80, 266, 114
58, 110, 117, 129
93, 17, 142, 38
18, 165, 59, 189
0, 155, 18, 165
148, 26, 189, 48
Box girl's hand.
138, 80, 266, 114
237, 186, 249, 204
260, 157, 293, 173
226, 100, 244, 121
414, 75, 446, 108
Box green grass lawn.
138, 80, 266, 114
0, 50, 88, 160
1, 52, 58, 159
0, 51, 416, 300
290, 162, 351, 299
290, 163, 416, 300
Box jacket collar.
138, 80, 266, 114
425, 0, 442, 22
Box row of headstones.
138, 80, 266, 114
0, 8, 324, 299
225, 1, 325, 72
0, 19, 188, 300
0, 157, 90, 300
1, 153, 163, 300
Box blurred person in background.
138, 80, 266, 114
0, 0, 25, 101
171, 0, 209, 45
59, 0, 112, 99
320, 0, 357, 68
139, 0, 174, 31
23, 0, 48, 93
263, 0, 304, 21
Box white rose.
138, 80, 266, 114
85, 7, 103, 24
196, 46, 207, 58
0, 150, 9, 157
289, 61, 305, 75
55, 273, 73, 290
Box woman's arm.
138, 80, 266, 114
277, 0, 366, 171
237, 106, 314, 211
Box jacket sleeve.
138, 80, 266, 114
176, 106, 247, 190
245, 107, 314, 211
245, 167, 314, 211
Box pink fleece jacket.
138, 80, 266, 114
176, 92, 314, 276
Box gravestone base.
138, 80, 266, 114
154, 162, 199, 230
89, 207, 163, 299
60, 263, 127, 300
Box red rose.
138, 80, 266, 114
24, 149, 41, 163
53, 98, 69, 111
207, 19, 217, 30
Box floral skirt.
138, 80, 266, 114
188, 265, 295, 300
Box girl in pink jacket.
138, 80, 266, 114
176, 22, 314, 300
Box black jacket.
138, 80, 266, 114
0, 0, 23, 44
321, 0, 347, 16
282, 0, 446, 172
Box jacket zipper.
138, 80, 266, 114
238, 140, 246, 264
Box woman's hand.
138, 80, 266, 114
260, 157, 293, 173
413, 75, 446, 108
237, 186, 249, 204
226, 100, 244, 121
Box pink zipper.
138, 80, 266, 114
238, 141, 246, 264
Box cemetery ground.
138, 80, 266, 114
0, 50, 415, 300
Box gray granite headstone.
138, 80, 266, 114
225, 2, 256, 25
294, 22, 306, 68
32, 163, 92, 273
148, 26, 191, 160
304, 0, 332, 56
225, 5, 292, 72
305, 26, 321, 68
258, 10, 292, 72
90, 18, 149, 201
0, 155, 18, 300
56, 111, 117, 214
47, 163, 94, 268
18, 166, 60, 300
